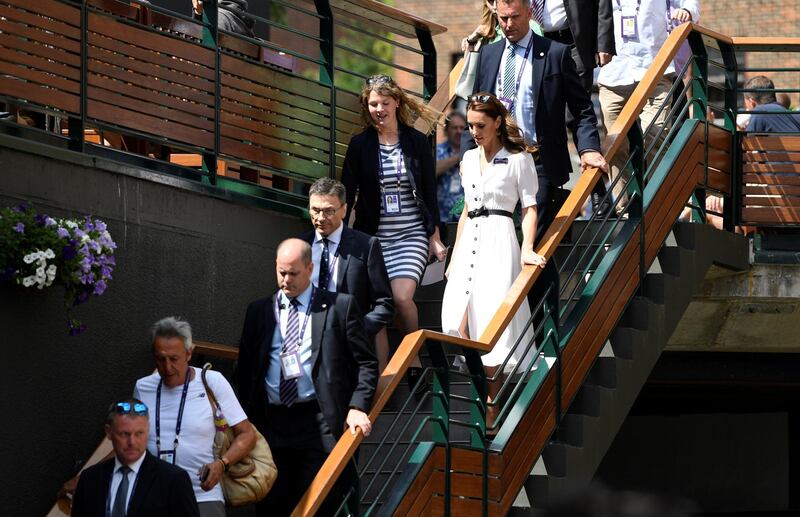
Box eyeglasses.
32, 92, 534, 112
366, 74, 393, 86
309, 206, 342, 218
114, 402, 148, 416
468, 94, 494, 104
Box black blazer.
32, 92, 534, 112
301, 227, 394, 337
341, 123, 440, 236
565, 0, 616, 74
235, 289, 378, 440
71, 452, 199, 517
461, 33, 601, 186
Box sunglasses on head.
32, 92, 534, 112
468, 94, 494, 104
114, 402, 148, 416
366, 74, 393, 86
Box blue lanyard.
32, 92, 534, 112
155, 369, 191, 454
273, 286, 316, 348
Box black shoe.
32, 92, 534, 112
591, 192, 613, 218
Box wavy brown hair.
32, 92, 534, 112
359, 75, 442, 135
466, 92, 537, 155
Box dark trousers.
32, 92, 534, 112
256, 401, 356, 517
529, 166, 561, 349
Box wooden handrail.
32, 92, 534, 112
331, 0, 447, 38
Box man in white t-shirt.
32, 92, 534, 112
133, 317, 257, 517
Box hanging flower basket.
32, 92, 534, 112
0, 202, 117, 335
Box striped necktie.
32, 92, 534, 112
532, 0, 544, 27
279, 298, 300, 406
503, 42, 517, 99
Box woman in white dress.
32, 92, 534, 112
442, 93, 546, 416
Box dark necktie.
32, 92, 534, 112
279, 298, 300, 406
110, 466, 131, 517
318, 238, 330, 291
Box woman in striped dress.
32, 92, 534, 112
342, 74, 447, 378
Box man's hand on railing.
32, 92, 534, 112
580, 150, 609, 174
346, 409, 372, 437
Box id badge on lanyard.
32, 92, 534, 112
379, 148, 403, 215
619, 0, 640, 41
155, 371, 190, 465
496, 36, 534, 114
280, 350, 303, 379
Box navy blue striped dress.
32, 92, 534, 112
375, 142, 429, 283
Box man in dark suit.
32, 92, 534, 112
301, 177, 394, 368
462, 0, 608, 240
537, 0, 615, 93
71, 398, 199, 517
235, 238, 378, 516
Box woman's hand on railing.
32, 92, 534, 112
522, 248, 546, 268
346, 409, 372, 437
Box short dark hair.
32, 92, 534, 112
744, 75, 777, 105
445, 112, 467, 130
106, 397, 148, 426
309, 177, 346, 205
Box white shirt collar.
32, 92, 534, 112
114, 450, 146, 476
507, 28, 533, 51
281, 282, 314, 309
314, 221, 343, 246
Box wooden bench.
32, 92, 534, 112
741, 134, 800, 225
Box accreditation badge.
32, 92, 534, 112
621, 15, 639, 40
280, 350, 303, 379
158, 450, 176, 465
384, 193, 402, 214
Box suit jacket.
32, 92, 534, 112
71, 452, 199, 517
235, 289, 378, 441
564, 0, 616, 73
301, 227, 394, 337
341, 123, 440, 236
461, 33, 601, 186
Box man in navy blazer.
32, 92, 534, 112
234, 238, 378, 516
462, 0, 608, 240
300, 177, 393, 338
71, 398, 199, 517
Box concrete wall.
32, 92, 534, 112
0, 135, 307, 515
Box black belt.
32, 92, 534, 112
544, 27, 573, 44
467, 207, 513, 219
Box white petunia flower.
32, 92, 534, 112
22, 276, 35, 287
44, 249, 55, 259
23, 254, 35, 264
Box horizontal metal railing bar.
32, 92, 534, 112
217, 31, 327, 67
333, 19, 427, 55
241, 16, 325, 42
116, 0, 208, 26
333, 66, 427, 99
737, 67, 800, 72
643, 101, 703, 183
739, 88, 800, 94
333, 44, 425, 77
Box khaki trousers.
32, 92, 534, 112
599, 76, 673, 212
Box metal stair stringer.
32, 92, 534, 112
518, 222, 749, 509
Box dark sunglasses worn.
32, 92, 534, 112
114, 402, 148, 416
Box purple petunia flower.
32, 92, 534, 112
93, 279, 107, 296
45, 217, 56, 227
13, 222, 24, 234
11, 201, 28, 213
95, 220, 107, 232
57, 227, 69, 239
84, 216, 95, 232
62, 242, 77, 261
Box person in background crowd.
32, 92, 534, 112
744, 76, 800, 132
235, 238, 378, 516
71, 398, 200, 517
462, 0, 543, 52
301, 177, 395, 371
192, 0, 255, 37
436, 112, 467, 223
133, 317, 257, 517
597, 0, 699, 214
341, 74, 447, 387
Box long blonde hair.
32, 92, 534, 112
359, 75, 442, 135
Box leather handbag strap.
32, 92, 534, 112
201, 363, 227, 425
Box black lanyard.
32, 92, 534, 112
155, 369, 191, 454
377, 144, 403, 194
273, 286, 316, 348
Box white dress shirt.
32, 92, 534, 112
542, 0, 569, 32
598, 0, 699, 87
266, 283, 316, 404
496, 29, 537, 145
107, 452, 146, 514
311, 222, 343, 291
